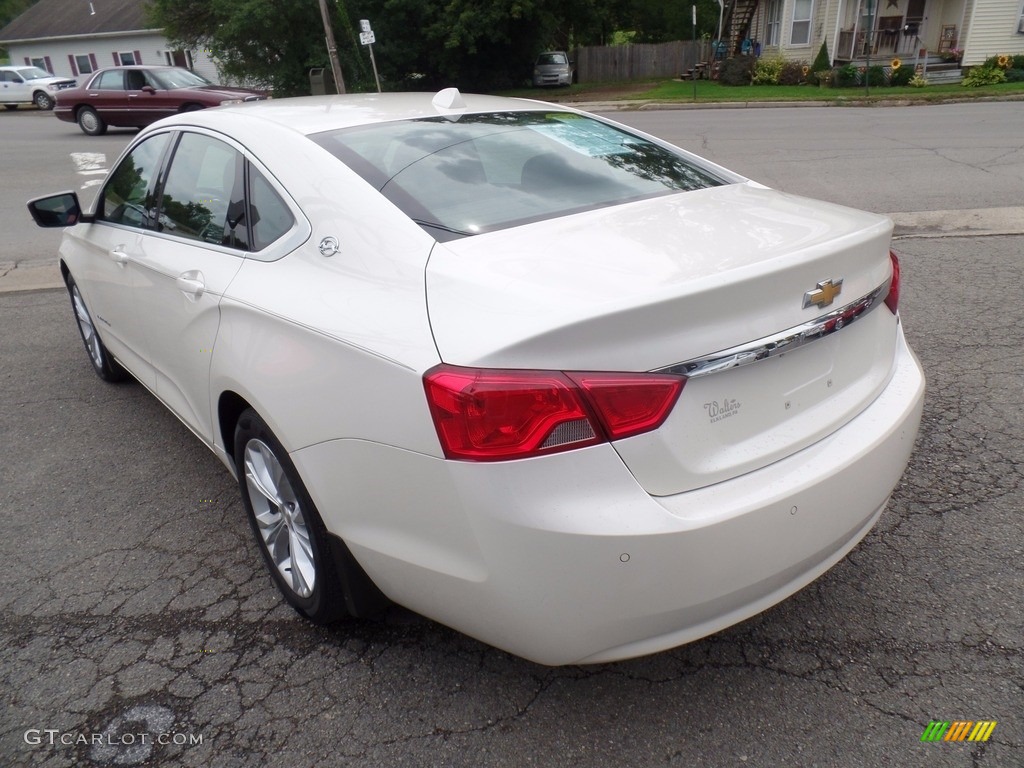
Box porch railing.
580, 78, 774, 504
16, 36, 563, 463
836, 28, 923, 61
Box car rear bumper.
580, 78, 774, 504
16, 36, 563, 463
292, 328, 925, 665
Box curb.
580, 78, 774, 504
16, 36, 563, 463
0, 261, 64, 294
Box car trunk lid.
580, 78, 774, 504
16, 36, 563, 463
425, 182, 899, 494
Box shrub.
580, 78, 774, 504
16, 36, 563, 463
779, 61, 808, 85
889, 65, 914, 86
718, 55, 756, 86
752, 56, 786, 85
834, 63, 859, 87
811, 40, 830, 74
962, 66, 1007, 87
1004, 68, 1024, 83
981, 54, 1024, 71
866, 65, 886, 86
908, 73, 927, 87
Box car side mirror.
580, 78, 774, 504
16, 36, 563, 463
27, 191, 92, 228
142, 85, 156, 94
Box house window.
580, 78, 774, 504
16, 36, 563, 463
1018, 2, 1024, 33
30, 57, 49, 71
766, 0, 782, 45
117, 51, 139, 65
164, 49, 194, 69
74, 55, 95, 75
791, 0, 814, 46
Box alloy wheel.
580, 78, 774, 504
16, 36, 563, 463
243, 438, 316, 598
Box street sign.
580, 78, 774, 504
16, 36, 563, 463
359, 31, 376, 46
359, 19, 371, 33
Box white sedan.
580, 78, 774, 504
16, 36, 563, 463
28, 90, 925, 665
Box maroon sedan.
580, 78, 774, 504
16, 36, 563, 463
54, 65, 267, 135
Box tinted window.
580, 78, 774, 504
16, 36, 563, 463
248, 168, 294, 251
159, 133, 243, 247
312, 112, 725, 240
94, 70, 124, 90
100, 133, 171, 228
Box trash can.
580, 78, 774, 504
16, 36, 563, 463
309, 67, 336, 95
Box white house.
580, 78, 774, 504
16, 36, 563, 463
0, 0, 221, 83
726, 0, 1024, 66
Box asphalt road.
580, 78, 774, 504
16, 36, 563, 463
1, 103, 1022, 767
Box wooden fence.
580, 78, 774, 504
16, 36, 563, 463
574, 40, 711, 82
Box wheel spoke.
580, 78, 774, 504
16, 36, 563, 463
244, 442, 283, 507
72, 286, 103, 366
243, 438, 317, 599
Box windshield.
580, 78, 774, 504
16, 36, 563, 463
537, 53, 567, 65
151, 68, 213, 89
312, 112, 726, 241
17, 67, 53, 80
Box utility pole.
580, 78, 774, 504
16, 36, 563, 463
317, 0, 346, 94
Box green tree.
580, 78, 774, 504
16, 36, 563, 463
624, 0, 719, 43
148, 0, 370, 95
1, 0, 39, 28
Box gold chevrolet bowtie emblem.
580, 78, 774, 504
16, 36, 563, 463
803, 278, 843, 309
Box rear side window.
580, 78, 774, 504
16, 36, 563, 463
158, 133, 243, 246
94, 70, 124, 90
312, 111, 725, 240
248, 168, 294, 251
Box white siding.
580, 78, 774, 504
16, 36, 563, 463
961, 0, 1024, 65
753, 0, 839, 62
4, 32, 233, 85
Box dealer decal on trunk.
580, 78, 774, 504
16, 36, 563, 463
704, 398, 742, 424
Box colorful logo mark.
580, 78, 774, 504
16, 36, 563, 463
921, 721, 997, 742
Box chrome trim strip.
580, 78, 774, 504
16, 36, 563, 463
656, 279, 891, 379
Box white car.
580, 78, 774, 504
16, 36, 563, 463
28, 90, 925, 665
0, 65, 76, 110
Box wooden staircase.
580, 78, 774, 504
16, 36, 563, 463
723, 0, 758, 55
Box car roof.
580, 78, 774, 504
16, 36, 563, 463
94, 65, 178, 71
171, 90, 568, 136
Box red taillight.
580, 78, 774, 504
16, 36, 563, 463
566, 373, 683, 440
885, 250, 901, 314
423, 365, 684, 461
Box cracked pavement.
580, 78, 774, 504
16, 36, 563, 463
2, 105, 1022, 766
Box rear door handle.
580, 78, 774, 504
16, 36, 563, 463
110, 247, 129, 264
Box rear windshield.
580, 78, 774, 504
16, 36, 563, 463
311, 111, 726, 240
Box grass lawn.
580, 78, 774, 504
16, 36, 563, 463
500, 78, 1024, 104
637, 78, 1024, 103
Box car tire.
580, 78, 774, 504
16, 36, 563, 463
33, 91, 54, 110
234, 408, 353, 624
77, 106, 107, 136
65, 273, 128, 382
